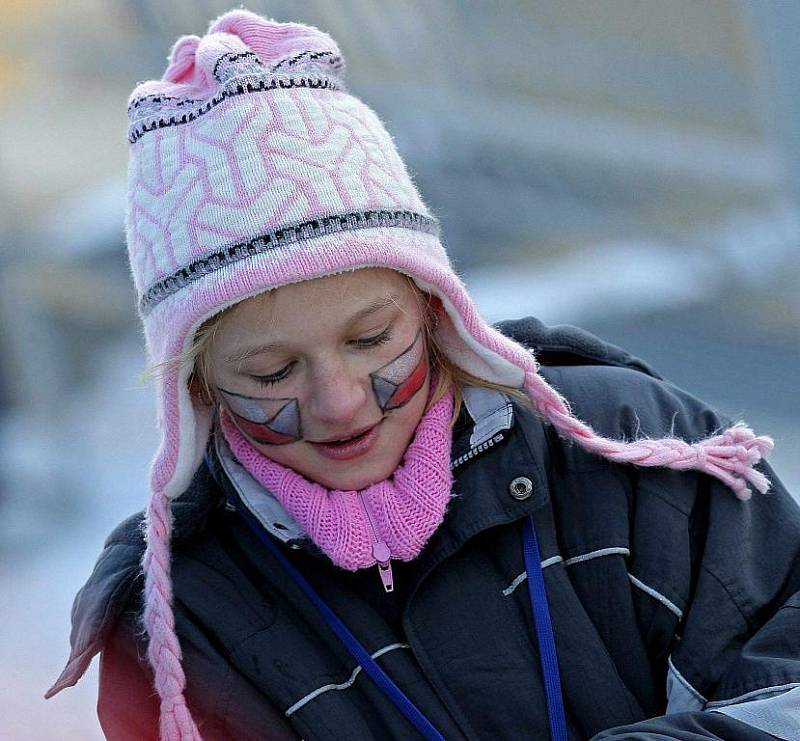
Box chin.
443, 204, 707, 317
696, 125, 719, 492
315, 470, 392, 492
312, 455, 401, 491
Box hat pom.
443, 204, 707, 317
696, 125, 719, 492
163, 34, 201, 84
207, 8, 342, 65
128, 8, 345, 118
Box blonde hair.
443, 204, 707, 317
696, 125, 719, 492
145, 277, 530, 426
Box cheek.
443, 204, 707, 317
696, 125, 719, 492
221, 392, 303, 445
254, 441, 307, 470
371, 330, 428, 412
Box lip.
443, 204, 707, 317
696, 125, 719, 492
312, 422, 381, 445
311, 421, 382, 461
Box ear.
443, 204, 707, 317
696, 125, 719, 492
426, 295, 445, 329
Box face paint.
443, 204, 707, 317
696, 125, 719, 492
219, 388, 302, 445
370, 329, 428, 412
218, 328, 427, 445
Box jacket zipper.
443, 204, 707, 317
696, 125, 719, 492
358, 492, 394, 593
450, 432, 506, 470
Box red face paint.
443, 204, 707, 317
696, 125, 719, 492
217, 328, 428, 446
218, 389, 302, 445
370, 330, 428, 412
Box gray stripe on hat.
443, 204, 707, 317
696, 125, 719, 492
139, 209, 440, 315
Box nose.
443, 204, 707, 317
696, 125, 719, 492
306, 359, 368, 432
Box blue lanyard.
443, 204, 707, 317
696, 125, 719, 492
204, 453, 566, 740
523, 516, 568, 741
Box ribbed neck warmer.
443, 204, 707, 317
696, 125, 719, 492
219, 386, 455, 578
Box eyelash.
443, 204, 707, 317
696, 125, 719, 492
250, 327, 393, 387
252, 362, 295, 388
352, 327, 392, 349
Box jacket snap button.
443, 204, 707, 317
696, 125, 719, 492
509, 476, 533, 501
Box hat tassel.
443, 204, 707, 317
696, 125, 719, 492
143, 489, 204, 740
523, 370, 773, 501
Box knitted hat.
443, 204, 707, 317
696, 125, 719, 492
124, 9, 774, 739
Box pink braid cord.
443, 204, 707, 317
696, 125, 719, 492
143, 490, 204, 740
523, 371, 774, 501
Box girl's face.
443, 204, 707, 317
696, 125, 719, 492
204, 268, 433, 491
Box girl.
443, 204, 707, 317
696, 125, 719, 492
47, 9, 800, 740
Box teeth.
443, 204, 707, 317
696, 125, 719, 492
318, 424, 378, 445
325, 433, 356, 445
331, 429, 366, 444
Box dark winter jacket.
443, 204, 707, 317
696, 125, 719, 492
48, 318, 800, 740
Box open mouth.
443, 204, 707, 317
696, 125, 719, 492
313, 423, 378, 446
310, 421, 383, 461
327, 430, 371, 445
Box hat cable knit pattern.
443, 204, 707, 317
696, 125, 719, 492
113, 8, 774, 739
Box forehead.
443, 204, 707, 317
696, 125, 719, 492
217, 268, 419, 338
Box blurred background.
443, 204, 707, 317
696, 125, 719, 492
1, 1, 798, 738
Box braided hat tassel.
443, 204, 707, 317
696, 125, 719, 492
143, 491, 204, 740
523, 369, 773, 501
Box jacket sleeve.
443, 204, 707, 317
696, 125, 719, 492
98, 598, 301, 741
590, 468, 799, 739
587, 373, 800, 740
590, 710, 780, 739
97, 605, 160, 741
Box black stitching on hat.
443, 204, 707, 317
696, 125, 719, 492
128, 74, 342, 143
138, 209, 440, 315
270, 50, 341, 73
212, 50, 264, 83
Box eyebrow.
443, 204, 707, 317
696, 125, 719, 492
225, 294, 400, 365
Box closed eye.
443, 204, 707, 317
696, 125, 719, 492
251, 361, 295, 387
352, 326, 392, 348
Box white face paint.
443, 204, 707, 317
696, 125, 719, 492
371, 330, 428, 412
218, 390, 302, 445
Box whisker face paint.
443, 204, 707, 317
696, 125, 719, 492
219, 388, 302, 445
370, 329, 428, 412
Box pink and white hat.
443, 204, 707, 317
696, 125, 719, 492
123, 8, 774, 738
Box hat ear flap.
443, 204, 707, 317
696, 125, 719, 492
150, 355, 215, 500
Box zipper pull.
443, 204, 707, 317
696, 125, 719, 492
373, 541, 394, 593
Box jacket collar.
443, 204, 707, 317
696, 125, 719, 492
411, 396, 551, 581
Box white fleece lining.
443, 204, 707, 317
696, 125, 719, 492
411, 275, 526, 387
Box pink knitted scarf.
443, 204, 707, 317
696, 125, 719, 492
219, 386, 455, 586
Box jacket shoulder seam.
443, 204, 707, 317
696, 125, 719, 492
698, 562, 754, 628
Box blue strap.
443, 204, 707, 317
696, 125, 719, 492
205, 452, 566, 740
523, 515, 568, 741
203, 452, 446, 741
